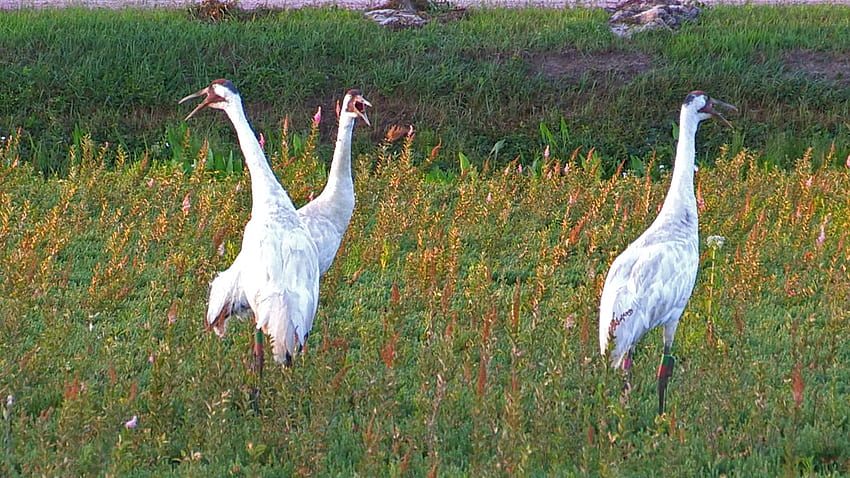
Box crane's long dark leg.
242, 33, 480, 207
253, 329, 265, 378
249, 328, 264, 415
657, 343, 675, 416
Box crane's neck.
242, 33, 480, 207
224, 101, 296, 214
321, 114, 356, 198
658, 107, 699, 222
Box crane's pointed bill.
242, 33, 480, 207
178, 87, 207, 105
700, 98, 737, 128
179, 86, 223, 121
352, 95, 372, 126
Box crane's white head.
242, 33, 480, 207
336, 89, 372, 126
683, 91, 737, 127
179, 79, 241, 120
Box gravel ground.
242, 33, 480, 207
1, 0, 847, 9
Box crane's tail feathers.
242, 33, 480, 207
255, 292, 309, 365
206, 303, 230, 337
599, 330, 610, 358
206, 266, 249, 337
600, 306, 634, 368
599, 307, 615, 357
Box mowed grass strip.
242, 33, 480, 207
0, 5, 849, 175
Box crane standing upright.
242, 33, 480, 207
180, 79, 321, 378
599, 91, 736, 415
298, 90, 371, 276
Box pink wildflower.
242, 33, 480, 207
486, 192, 493, 202
124, 415, 138, 429
146, 178, 154, 187
313, 106, 322, 127
817, 223, 826, 247
258, 132, 265, 150
543, 145, 550, 161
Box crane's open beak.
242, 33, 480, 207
179, 86, 214, 121
701, 98, 738, 128
353, 95, 372, 127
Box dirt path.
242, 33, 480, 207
1, 0, 846, 9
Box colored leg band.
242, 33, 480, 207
657, 354, 675, 379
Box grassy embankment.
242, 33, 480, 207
1, 5, 849, 173
1, 3, 850, 476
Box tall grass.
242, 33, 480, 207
1, 119, 849, 474
1, 5, 849, 175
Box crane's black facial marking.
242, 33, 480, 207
684, 90, 708, 107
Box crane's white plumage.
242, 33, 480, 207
599, 238, 698, 368
298, 90, 371, 275
181, 79, 320, 365
598, 91, 735, 413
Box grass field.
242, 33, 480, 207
1, 4, 850, 175
1, 3, 850, 476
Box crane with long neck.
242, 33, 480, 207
298, 90, 371, 276
180, 79, 321, 382
598, 91, 736, 415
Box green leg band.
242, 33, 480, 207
253, 330, 265, 378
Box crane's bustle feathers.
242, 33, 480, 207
205, 257, 249, 336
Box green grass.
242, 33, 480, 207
1, 3, 850, 475
2, 121, 850, 475
0, 5, 849, 175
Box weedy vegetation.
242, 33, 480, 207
1, 2, 850, 476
